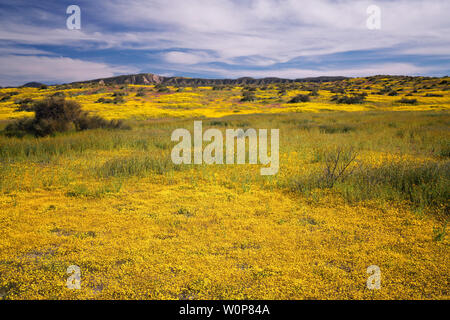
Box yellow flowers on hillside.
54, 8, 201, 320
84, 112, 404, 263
1, 76, 449, 121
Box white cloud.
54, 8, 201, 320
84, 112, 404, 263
96, 0, 450, 61
0, 55, 139, 87
0, 47, 53, 56
164, 51, 215, 64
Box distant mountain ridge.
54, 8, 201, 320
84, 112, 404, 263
21, 82, 46, 88
72, 73, 349, 86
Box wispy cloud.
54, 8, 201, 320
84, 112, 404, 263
0, 55, 138, 86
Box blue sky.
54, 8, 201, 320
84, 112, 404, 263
0, 0, 449, 86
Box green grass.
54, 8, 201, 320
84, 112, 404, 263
97, 154, 185, 178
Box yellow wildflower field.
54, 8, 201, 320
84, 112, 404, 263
0, 76, 449, 299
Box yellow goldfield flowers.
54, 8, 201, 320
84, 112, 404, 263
0, 76, 449, 299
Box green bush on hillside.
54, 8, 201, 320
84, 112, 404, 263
5, 97, 129, 137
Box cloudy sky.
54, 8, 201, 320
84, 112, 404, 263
0, 0, 449, 86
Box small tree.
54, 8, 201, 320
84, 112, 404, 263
5, 97, 128, 137
241, 90, 256, 102
396, 98, 417, 104
331, 93, 366, 104
288, 94, 310, 103
155, 84, 170, 93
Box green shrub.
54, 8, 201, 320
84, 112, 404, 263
397, 98, 417, 104
155, 84, 170, 93
14, 98, 34, 111
377, 86, 390, 95
331, 93, 366, 104
4, 118, 35, 138
424, 93, 443, 97
241, 91, 256, 102
4, 97, 129, 137
136, 88, 146, 97
0, 95, 11, 102
329, 87, 345, 94
34, 97, 84, 123
51, 91, 66, 98
95, 96, 124, 104
288, 94, 310, 103
74, 116, 130, 131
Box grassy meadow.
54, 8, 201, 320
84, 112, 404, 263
0, 76, 449, 299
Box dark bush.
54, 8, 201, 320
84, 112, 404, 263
74, 116, 129, 131
95, 96, 125, 104
112, 96, 125, 104
378, 86, 392, 95
278, 88, 286, 96
241, 90, 256, 102
0, 92, 19, 102
136, 88, 146, 96
51, 91, 66, 98
14, 98, 34, 111
0, 95, 11, 102
331, 93, 366, 104
4, 118, 35, 137
329, 87, 345, 94
288, 94, 310, 103
5, 97, 129, 137
397, 98, 417, 104
155, 84, 170, 93
34, 98, 84, 123
388, 90, 398, 96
